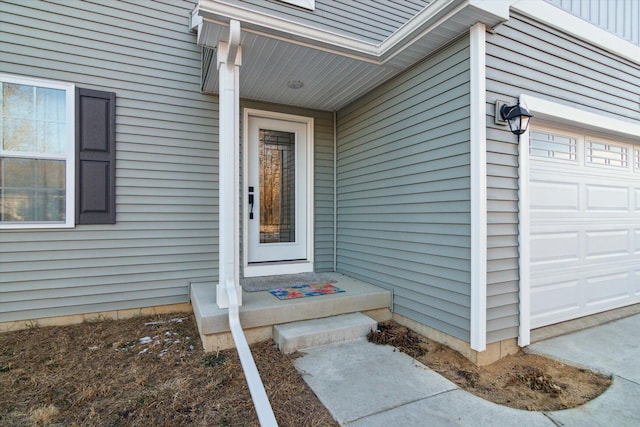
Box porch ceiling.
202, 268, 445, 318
192, 0, 511, 111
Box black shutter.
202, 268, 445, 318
75, 88, 116, 224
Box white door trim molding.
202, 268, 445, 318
517, 94, 640, 346
242, 108, 315, 278
470, 23, 487, 352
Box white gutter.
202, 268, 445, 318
217, 20, 278, 426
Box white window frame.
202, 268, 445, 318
0, 74, 75, 229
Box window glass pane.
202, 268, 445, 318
3, 157, 36, 187
259, 129, 296, 244
37, 121, 66, 154
3, 83, 34, 118
3, 117, 36, 152
1, 157, 66, 222
36, 87, 66, 154
1, 189, 37, 221
1, 83, 66, 154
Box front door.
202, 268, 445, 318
246, 112, 311, 265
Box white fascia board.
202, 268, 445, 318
195, 0, 511, 64
513, 0, 640, 65
470, 23, 487, 352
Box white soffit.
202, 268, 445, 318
191, 0, 511, 110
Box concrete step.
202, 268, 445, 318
274, 312, 377, 354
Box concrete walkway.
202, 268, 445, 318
294, 314, 640, 426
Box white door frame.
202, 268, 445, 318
242, 108, 314, 277
517, 94, 640, 346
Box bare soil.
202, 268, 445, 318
0, 315, 612, 426
0, 313, 337, 427
368, 321, 612, 411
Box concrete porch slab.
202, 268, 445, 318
191, 272, 391, 352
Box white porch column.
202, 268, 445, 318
216, 20, 242, 308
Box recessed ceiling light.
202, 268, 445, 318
287, 80, 304, 89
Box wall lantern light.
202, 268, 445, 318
496, 100, 533, 135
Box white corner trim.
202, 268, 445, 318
470, 23, 487, 352
517, 124, 531, 347
516, 93, 640, 346
513, 0, 640, 65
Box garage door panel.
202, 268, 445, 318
585, 229, 630, 259
586, 185, 629, 211
584, 273, 631, 307
530, 127, 640, 328
530, 180, 578, 211
531, 279, 580, 323
530, 232, 578, 265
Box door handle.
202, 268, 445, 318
248, 186, 254, 219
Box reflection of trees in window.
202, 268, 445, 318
1, 81, 67, 222
259, 129, 295, 243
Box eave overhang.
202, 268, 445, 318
191, 0, 511, 110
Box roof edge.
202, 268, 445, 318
192, 0, 510, 65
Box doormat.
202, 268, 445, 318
269, 283, 345, 300
240, 273, 337, 292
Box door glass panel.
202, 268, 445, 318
259, 129, 295, 244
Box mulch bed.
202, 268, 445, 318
368, 320, 612, 411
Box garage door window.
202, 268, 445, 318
529, 130, 576, 161
586, 140, 628, 168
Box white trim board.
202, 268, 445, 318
516, 94, 640, 346
513, 0, 640, 65
469, 23, 487, 352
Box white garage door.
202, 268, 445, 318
529, 126, 640, 328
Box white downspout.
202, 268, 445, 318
217, 20, 278, 427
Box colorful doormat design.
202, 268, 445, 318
269, 283, 345, 300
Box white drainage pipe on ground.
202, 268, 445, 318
224, 282, 278, 426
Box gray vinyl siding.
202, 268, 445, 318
336, 37, 472, 341
545, 0, 640, 45
223, 0, 430, 43
0, 0, 218, 322
484, 12, 640, 342
238, 99, 335, 273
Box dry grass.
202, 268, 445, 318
0, 313, 337, 426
